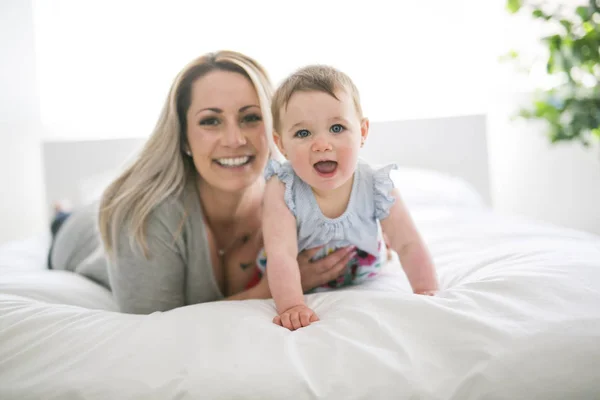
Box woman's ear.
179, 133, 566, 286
181, 139, 192, 156
360, 117, 370, 147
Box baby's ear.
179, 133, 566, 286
273, 132, 287, 158
360, 118, 370, 146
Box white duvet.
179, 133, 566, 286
1, 170, 600, 400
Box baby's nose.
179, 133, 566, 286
311, 138, 333, 152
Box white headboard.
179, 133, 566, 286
42, 114, 489, 214
361, 114, 489, 203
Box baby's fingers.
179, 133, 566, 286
300, 309, 320, 327
280, 313, 293, 330
299, 312, 310, 327
290, 313, 302, 330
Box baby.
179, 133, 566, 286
258, 65, 439, 331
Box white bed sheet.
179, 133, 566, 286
1, 172, 600, 400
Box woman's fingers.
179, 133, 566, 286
321, 247, 356, 277
316, 246, 355, 273
299, 245, 324, 263
298, 246, 357, 291
320, 248, 355, 284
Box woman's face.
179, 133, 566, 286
186, 70, 269, 193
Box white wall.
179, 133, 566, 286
487, 93, 600, 235
486, 2, 600, 236
32, 0, 495, 140
0, 0, 47, 244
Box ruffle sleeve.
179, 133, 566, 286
264, 159, 296, 215
373, 163, 398, 219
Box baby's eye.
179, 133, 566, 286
294, 129, 310, 138
330, 124, 345, 134
199, 117, 220, 126
242, 114, 262, 123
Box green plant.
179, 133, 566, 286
505, 0, 600, 147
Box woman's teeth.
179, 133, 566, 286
215, 156, 251, 167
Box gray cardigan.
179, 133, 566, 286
50, 183, 223, 314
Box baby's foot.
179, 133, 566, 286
53, 200, 72, 214
50, 200, 72, 236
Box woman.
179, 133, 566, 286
49, 51, 355, 314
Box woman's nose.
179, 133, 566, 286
222, 123, 247, 147
311, 137, 333, 152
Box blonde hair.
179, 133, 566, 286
99, 50, 277, 257
271, 65, 363, 133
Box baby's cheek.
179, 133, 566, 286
336, 146, 359, 174
287, 152, 311, 175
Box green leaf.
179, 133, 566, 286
576, 6, 590, 21
506, 0, 522, 13
559, 19, 573, 33
543, 34, 562, 49
532, 9, 553, 20
547, 54, 555, 73
511, 0, 600, 149
518, 108, 533, 119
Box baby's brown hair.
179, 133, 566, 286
271, 65, 363, 134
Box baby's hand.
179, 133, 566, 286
415, 289, 437, 296
273, 305, 319, 331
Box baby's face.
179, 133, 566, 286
275, 89, 367, 194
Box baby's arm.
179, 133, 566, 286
263, 177, 318, 329
380, 188, 439, 295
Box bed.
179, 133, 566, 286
1, 115, 600, 399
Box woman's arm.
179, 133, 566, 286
108, 210, 188, 314
261, 178, 305, 313
380, 188, 439, 294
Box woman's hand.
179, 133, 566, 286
297, 246, 356, 292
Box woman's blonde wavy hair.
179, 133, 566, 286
98, 50, 278, 257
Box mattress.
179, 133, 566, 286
1, 168, 599, 399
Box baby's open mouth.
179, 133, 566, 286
313, 160, 338, 175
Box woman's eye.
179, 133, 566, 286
330, 124, 345, 134
294, 129, 310, 138
199, 117, 219, 126
242, 114, 262, 123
